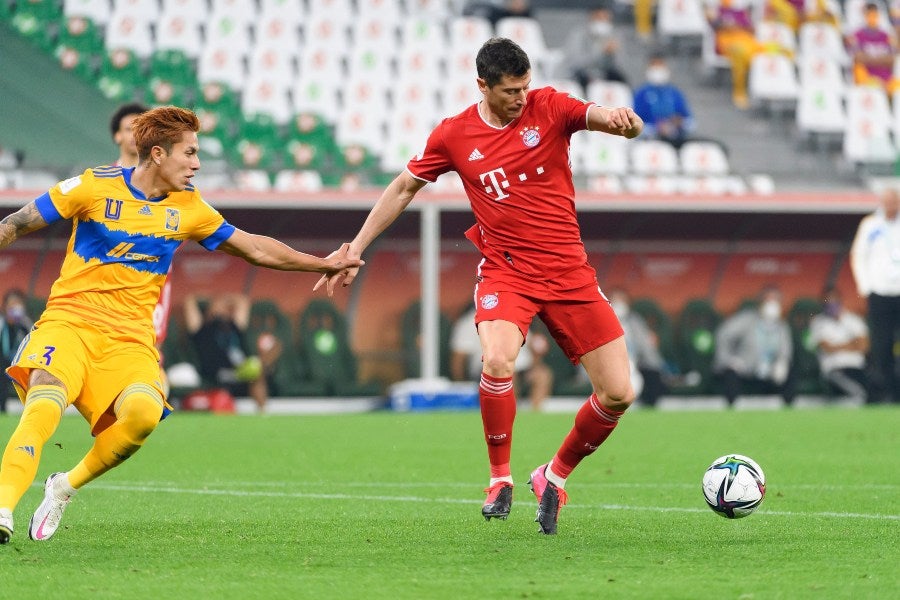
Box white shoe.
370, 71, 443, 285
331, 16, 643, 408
0, 508, 13, 544
28, 473, 72, 541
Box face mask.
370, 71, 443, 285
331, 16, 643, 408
760, 300, 781, 321
5, 306, 25, 321
824, 301, 841, 318
646, 66, 670, 85
591, 21, 612, 37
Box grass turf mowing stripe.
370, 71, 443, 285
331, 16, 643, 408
78, 481, 900, 520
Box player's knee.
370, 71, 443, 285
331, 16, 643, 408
116, 387, 164, 439
599, 382, 636, 411
481, 349, 517, 378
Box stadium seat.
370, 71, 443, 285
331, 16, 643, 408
198, 44, 247, 91
334, 106, 386, 154
400, 16, 448, 52
205, 12, 253, 58
674, 298, 721, 394
843, 86, 896, 167
64, 0, 112, 27
396, 48, 445, 90
160, 0, 210, 27
679, 141, 730, 176
496, 16, 562, 78
572, 130, 629, 176
104, 12, 154, 59
755, 20, 797, 56
302, 11, 352, 50
247, 299, 327, 397
748, 52, 800, 108
154, 12, 204, 59
293, 46, 345, 124
350, 13, 401, 53
53, 15, 104, 80
283, 113, 341, 174
656, 0, 706, 43
796, 85, 846, 144
585, 80, 633, 111
797, 55, 846, 95
97, 48, 145, 101
241, 74, 293, 124
273, 169, 324, 192
629, 139, 680, 175
254, 11, 302, 54
448, 16, 493, 51
258, 0, 305, 34
400, 300, 452, 379
297, 299, 381, 396
356, 0, 403, 20
797, 21, 849, 65
248, 45, 298, 84
113, 0, 160, 25
232, 113, 284, 169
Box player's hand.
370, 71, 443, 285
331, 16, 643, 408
607, 107, 643, 139
313, 243, 363, 297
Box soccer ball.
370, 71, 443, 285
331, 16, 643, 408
701, 454, 766, 519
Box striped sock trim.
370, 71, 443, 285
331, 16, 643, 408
480, 374, 513, 395
589, 394, 624, 424
24, 386, 68, 415
114, 383, 164, 414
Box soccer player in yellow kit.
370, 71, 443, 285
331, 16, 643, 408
0, 106, 361, 544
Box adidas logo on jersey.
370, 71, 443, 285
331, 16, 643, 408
468, 148, 485, 161
138, 205, 153, 216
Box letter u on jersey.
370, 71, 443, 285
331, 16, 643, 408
105, 198, 123, 220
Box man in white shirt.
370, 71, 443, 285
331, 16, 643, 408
809, 288, 870, 401
850, 188, 900, 403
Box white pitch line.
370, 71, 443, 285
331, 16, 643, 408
82, 482, 900, 521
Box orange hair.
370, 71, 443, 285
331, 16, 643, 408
131, 105, 200, 163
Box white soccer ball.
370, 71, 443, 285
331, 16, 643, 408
701, 454, 766, 519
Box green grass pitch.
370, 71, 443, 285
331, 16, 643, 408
1, 406, 897, 599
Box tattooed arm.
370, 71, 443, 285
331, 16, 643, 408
0, 202, 49, 250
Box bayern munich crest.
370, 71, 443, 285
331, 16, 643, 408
480, 294, 499, 310
520, 126, 541, 148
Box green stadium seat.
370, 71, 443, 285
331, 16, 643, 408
9, 0, 58, 46
231, 113, 285, 170
51, 15, 103, 80
247, 299, 326, 397
297, 299, 381, 397
97, 48, 144, 102
674, 298, 721, 394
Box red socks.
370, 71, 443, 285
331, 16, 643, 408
552, 394, 624, 479
479, 373, 516, 479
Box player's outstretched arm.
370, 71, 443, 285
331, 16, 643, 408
218, 230, 363, 275
588, 105, 644, 139
314, 171, 427, 296
0, 201, 48, 250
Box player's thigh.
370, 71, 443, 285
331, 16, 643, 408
7, 321, 90, 403
579, 337, 633, 402
539, 298, 623, 365
81, 343, 165, 434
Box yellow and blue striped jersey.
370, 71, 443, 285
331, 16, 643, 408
34, 165, 235, 348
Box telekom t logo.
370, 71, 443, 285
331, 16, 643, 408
479, 167, 510, 201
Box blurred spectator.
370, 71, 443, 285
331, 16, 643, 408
184, 293, 278, 413
450, 307, 553, 411
766, 0, 840, 32
0, 289, 33, 413
463, 0, 532, 28
809, 287, 871, 401
850, 187, 900, 404
706, 0, 792, 109
562, 7, 630, 95
632, 52, 695, 149
847, 2, 900, 95
713, 286, 796, 406
110, 102, 149, 168
634, 0, 656, 42
608, 289, 670, 407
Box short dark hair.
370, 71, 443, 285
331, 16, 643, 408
476, 37, 530, 87
110, 103, 148, 139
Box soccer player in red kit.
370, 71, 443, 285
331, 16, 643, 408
316, 37, 643, 534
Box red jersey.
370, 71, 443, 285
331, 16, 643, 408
408, 87, 595, 286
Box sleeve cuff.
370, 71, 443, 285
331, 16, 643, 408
34, 192, 62, 224
199, 221, 236, 251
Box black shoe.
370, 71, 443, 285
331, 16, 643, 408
528, 464, 569, 535
482, 482, 513, 521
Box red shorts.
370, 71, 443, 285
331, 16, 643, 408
473, 262, 624, 364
